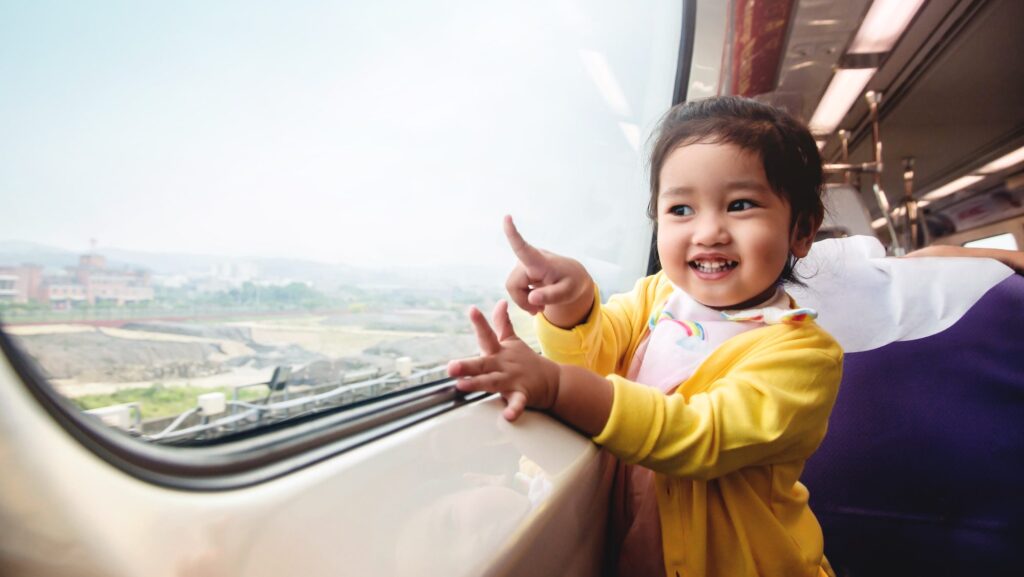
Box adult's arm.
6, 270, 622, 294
905, 244, 1024, 274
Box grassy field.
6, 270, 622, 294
71, 384, 266, 420
28, 304, 538, 423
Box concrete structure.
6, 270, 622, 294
0, 255, 153, 308
0, 264, 44, 304
46, 254, 154, 307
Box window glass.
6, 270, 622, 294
0, 0, 681, 443
963, 233, 1018, 250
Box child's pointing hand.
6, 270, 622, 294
447, 300, 561, 422
503, 216, 594, 328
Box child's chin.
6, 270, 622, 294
691, 295, 732, 310
692, 291, 751, 311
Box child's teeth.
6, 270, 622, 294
693, 260, 735, 272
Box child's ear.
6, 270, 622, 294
790, 214, 820, 258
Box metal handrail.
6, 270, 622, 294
821, 91, 907, 255
146, 407, 200, 441
139, 364, 449, 443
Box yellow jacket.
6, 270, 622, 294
536, 272, 842, 577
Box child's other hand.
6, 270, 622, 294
448, 300, 561, 422
503, 215, 594, 324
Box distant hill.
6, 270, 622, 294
0, 240, 505, 289
99, 247, 239, 274
0, 240, 78, 269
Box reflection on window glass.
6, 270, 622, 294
963, 232, 1018, 250
0, 0, 680, 443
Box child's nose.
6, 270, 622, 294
692, 212, 730, 246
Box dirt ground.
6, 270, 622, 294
5, 312, 487, 398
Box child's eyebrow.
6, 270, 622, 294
724, 180, 772, 194
659, 186, 693, 198
659, 181, 771, 197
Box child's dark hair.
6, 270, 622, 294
647, 96, 824, 285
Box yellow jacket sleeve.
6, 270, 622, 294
535, 274, 670, 376
594, 323, 842, 480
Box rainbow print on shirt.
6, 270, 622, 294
649, 308, 706, 348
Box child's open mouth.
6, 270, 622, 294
689, 259, 738, 274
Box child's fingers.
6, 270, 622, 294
526, 277, 575, 306
468, 306, 501, 355
491, 300, 517, 341
447, 356, 495, 378
454, 372, 507, 394
503, 215, 549, 276
505, 266, 541, 315
503, 391, 527, 421
446, 359, 461, 378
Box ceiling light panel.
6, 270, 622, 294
809, 67, 876, 135
921, 175, 985, 201
978, 145, 1024, 174
848, 0, 926, 54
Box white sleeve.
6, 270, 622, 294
789, 235, 1014, 353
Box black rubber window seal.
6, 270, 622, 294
648, 0, 696, 276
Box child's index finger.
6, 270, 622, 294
468, 305, 501, 356
503, 215, 547, 269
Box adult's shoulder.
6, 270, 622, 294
788, 235, 1013, 353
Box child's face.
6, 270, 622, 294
656, 142, 813, 309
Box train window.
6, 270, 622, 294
0, 0, 682, 477
963, 233, 1018, 250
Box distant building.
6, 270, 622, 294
0, 264, 44, 304
44, 254, 154, 308
190, 261, 261, 293
209, 261, 258, 282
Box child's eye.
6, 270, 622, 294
669, 205, 694, 216
727, 199, 757, 212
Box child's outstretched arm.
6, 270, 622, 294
448, 300, 613, 434
503, 216, 594, 329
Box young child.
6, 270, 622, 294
447, 96, 843, 577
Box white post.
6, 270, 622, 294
396, 356, 413, 378
198, 392, 227, 415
